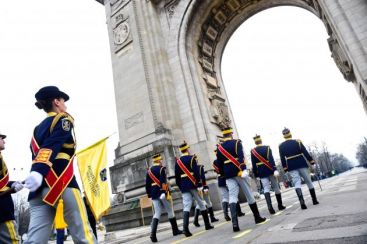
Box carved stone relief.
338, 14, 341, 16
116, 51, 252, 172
207, 87, 231, 129
164, 0, 179, 19
197, 0, 245, 128
328, 35, 356, 82
112, 9, 133, 53
211, 99, 231, 129
162, 0, 180, 28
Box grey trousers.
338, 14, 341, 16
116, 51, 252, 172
260, 175, 281, 194
227, 176, 255, 204
182, 189, 206, 212
0, 220, 19, 244
195, 191, 212, 209
219, 186, 229, 203
152, 198, 174, 219
289, 167, 314, 189
24, 187, 97, 244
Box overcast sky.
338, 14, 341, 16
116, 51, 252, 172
0, 1, 366, 183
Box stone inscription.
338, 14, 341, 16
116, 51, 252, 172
124, 112, 144, 129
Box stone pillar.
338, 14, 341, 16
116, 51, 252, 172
103, 0, 184, 200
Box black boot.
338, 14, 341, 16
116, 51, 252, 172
229, 203, 240, 232
249, 202, 266, 224
222, 202, 231, 221
193, 208, 200, 227
237, 202, 245, 217
169, 217, 183, 236
309, 188, 319, 205
264, 192, 276, 214
201, 210, 214, 230
150, 218, 159, 242
208, 207, 219, 222
275, 193, 286, 210
183, 211, 192, 237
296, 188, 307, 209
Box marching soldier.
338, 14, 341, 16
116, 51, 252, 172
193, 163, 218, 227
212, 152, 245, 222
23, 86, 96, 244
145, 153, 182, 242
278, 128, 319, 209
0, 133, 23, 243
216, 127, 266, 232
251, 134, 286, 214
175, 142, 213, 237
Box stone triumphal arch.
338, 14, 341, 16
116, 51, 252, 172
94, 0, 367, 229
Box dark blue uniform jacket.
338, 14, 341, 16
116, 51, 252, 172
251, 145, 277, 178
0, 155, 15, 223
145, 164, 167, 200
212, 159, 226, 187
216, 139, 246, 179
278, 139, 315, 172
29, 112, 79, 201
175, 154, 201, 193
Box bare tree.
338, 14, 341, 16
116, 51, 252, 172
308, 142, 352, 177
330, 153, 353, 173
356, 138, 367, 166
12, 195, 30, 238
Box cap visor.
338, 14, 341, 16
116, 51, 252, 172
59, 91, 69, 101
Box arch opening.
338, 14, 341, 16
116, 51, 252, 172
221, 6, 367, 160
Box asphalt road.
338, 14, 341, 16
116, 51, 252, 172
123, 168, 367, 244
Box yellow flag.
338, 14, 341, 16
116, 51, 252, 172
77, 137, 111, 221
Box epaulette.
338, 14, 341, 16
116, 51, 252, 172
296, 139, 302, 149
50, 112, 74, 133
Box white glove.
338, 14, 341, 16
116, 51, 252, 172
274, 170, 279, 177
24, 171, 43, 192
241, 170, 249, 178
203, 188, 209, 193
159, 193, 166, 200
11, 181, 24, 192
197, 187, 203, 191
